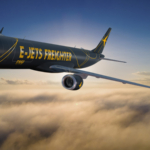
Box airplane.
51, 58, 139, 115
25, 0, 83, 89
0, 27, 149, 90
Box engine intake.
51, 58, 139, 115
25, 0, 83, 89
62, 75, 83, 90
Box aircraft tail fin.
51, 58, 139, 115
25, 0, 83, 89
92, 28, 111, 54
0, 27, 4, 34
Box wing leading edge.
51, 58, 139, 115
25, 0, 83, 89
50, 65, 150, 89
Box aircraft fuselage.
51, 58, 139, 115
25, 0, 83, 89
0, 35, 99, 72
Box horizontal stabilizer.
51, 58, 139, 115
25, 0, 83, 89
100, 57, 126, 63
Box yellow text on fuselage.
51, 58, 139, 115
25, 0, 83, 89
19, 46, 72, 61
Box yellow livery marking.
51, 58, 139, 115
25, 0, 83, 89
96, 36, 108, 53
35, 48, 39, 59
79, 82, 82, 88
38, 48, 42, 59
81, 49, 97, 59
0, 38, 18, 59
19, 46, 24, 58
44, 49, 48, 60
68, 48, 80, 68
79, 57, 89, 67
19, 47, 72, 62
94, 29, 111, 53
15, 60, 25, 65
97, 43, 104, 53
30, 47, 35, 59
0, 38, 18, 63
43, 49, 72, 61
102, 36, 108, 46
47, 50, 52, 60
55, 51, 59, 60
27, 47, 31, 59
51, 50, 55, 60
68, 48, 90, 68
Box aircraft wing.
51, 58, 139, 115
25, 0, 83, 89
50, 65, 150, 89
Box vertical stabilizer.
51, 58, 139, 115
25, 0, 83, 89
92, 28, 111, 54
0, 27, 4, 34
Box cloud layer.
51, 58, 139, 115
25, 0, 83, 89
0, 88, 150, 150
0, 78, 58, 85
135, 71, 150, 76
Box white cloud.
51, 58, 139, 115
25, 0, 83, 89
134, 71, 150, 76
0, 78, 58, 85
0, 89, 150, 150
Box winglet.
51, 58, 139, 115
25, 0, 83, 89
0, 27, 4, 34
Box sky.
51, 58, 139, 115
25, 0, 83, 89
0, 0, 150, 149
0, 0, 150, 84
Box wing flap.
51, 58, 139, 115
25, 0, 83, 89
50, 65, 150, 89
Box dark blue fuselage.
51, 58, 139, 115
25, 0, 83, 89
0, 35, 100, 72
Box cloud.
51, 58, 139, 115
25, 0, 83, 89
117, 104, 150, 127
1, 78, 33, 85
132, 78, 150, 83
0, 78, 58, 85
132, 72, 150, 83
134, 71, 150, 76
0, 89, 150, 150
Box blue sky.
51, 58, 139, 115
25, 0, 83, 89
1, 0, 150, 36
0, 0, 150, 85
1, 1, 150, 148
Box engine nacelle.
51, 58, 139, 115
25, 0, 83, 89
62, 74, 83, 90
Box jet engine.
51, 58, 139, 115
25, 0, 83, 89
62, 74, 83, 90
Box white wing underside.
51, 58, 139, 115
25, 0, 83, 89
50, 65, 150, 89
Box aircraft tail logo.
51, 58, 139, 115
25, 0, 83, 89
92, 28, 111, 54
